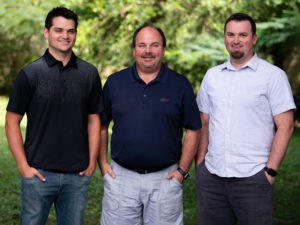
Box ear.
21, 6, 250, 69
252, 33, 258, 45
43, 27, 49, 39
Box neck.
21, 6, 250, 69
48, 48, 72, 67
136, 65, 162, 84
230, 52, 254, 70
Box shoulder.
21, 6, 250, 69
22, 56, 44, 74
257, 57, 285, 76
165, 67, 192, 87
76, 57, 98, 73
106, 67, 131, 84
201, 63, 226, 85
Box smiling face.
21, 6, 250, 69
224, 20, 257, 67
133, 26, 165, 74
43, 16, 77, 57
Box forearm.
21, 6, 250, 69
267, 123, 294, 170
179, 129, 199, 172
5, 112, 29, 173
267, 110, 294, 171
98, 124, 109, 166
195, 128, 208, 166
195, 112, 209, 166
87, 114, 101, 166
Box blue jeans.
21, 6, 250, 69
21, 169, 91, 225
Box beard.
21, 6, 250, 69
230, 50, 244, 59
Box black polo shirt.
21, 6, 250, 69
101, 63, 202, 171
7, 50, 103, 172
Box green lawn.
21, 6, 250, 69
0, 96, 299, 225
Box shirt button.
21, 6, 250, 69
144, 94, 147, 97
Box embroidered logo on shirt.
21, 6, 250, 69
160, 97, 170, 102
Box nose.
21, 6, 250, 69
145, 46, 151, 53
62, 31, 69, 38
233, 35, 240, 43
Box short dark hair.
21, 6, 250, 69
45, 7, 78, 30
224, 13, 256, 35
132, 24, 166, 48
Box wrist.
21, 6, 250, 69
264, 166, 277, 177
177, 167, 189, 180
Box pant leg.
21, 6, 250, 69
55, 173, 91, 225
196, 161, 236, 225
100, 161, 143, 225
228, 168, 273, 225
143, 163, 183, 225
20, 170, 59, 225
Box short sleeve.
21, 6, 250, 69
182, 80, 202, 130
88, 69, 103, 114
6, 70, 33, 115
267, 70, 296, 116
100, 81, 112, 125
196, 74, 210, 114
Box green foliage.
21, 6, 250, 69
0, 0, 60, 93
0, 0, 299, 94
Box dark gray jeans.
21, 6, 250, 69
196, 161, 273, 225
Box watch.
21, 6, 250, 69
264, 167, 277, 177
177, 167, 189, 180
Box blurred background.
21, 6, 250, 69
0, 0, 299, 113
0, 1, 300, 224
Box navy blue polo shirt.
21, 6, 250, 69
101, 63, 201, 170
7, 50, 103, 172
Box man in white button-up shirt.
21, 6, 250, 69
195, 13, 296, 225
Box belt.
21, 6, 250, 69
131, 168, 160, 174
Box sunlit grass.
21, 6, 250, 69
0, 96, 300, 225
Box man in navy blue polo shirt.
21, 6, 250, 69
99, 25, 202, 225
5, 7, 103, 225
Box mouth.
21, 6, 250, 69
141, 55, 155, 59
231, 45, 242, 50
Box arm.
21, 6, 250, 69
79, 114, 101, 176
265, 110, 294, 184
195, 112, 209, 167
5, 111, 45, 181
97, 123, 115, 178
166, 128, 199, 183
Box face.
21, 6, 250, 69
43, 16, 77, 56
133, 27, 165, 73
224, 20, 257, 64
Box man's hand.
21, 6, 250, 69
79, 163, 97, 177
264, 171, 275, 185
99, 161, 116, 178
20, 165, 46, 182
166, 169, 184, 184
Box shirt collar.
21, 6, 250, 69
130, 63, 168, 84
222, 52, 259, 72
44, 49, 77, 68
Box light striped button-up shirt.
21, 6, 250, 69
197, 53, 296, 177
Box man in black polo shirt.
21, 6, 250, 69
5, 7, 103, 225
99, 25, 202, 225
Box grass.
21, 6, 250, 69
1, 96, 300, 225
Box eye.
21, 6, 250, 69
54, 28, 63, 33
68, 29, 77, 34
